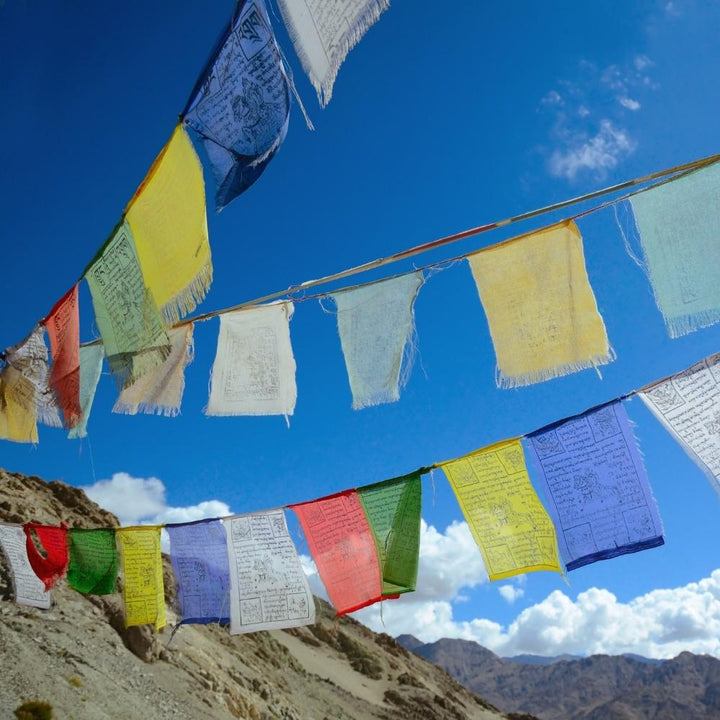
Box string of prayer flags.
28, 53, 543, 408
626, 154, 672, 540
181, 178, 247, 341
440, 440, 562, 581
126, 125, 212, 323
629, 162, 720, 338
23, 522, 69, 591
0, 524, 51, 608
85, 221, 170, 387
67, 528, 118, 595
225, 511, 315, 633
468, 221, 613, 388
639, 352, 720, 496
183, 0, 291, 211
116, 526, 166, 630
167, 519, 231, 625
113, 325, 194, 417
277, 0, 389, 107
44, 285, 81, 429
331, 272, 424, 410
68, 344, 105, 440
206, 302, 297, 417
290, 490, 388, 616
0, 366, 39, 443
525, 401, 664, 571
357, 472, 422, 596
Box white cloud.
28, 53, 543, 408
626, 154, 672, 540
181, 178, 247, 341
577, 105, 591, 118
618, 96, 641, 111
541, 90, 564, 106
634, 54, 653, 71
498, 584, 525, 604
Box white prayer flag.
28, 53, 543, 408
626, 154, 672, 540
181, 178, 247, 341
0, 524, 51, 609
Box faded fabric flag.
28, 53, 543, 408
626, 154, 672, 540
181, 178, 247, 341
68, 343, 105, 439
357, 472, 422, 596
639, 352, 720, 496
468, 221, 613, 388
67, 528, 118, 595
225, 511, 315, 634
183, 0, 290, 211
0, 366, 39, 443
630, 162, 720, 338
440, 440, 562, 581
117, 526, 166, 630
85, 221, 170, 387
331, 272, 424, 410
525, 401, 664, 571
277, 0, 389, 106
206, 303, 297, 417
126, 125, 212, 323
167, 519, 231, 625
114, 325, 194, 417
0, 524, 51, 608
44, 284, 81, 428
23, 522, 69, 591
290, 490, 388, 616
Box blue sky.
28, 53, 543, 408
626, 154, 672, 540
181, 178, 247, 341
2, 0, 720, 657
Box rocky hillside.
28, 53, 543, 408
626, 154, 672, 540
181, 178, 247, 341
0, 470, 535, 720
399, 635, 720, 720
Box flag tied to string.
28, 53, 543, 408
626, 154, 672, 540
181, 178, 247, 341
291, 490, 389, 616
44, 284, 81, 428
167, 519, 231, 625
225, 511, 315, 633
630, 162, 720, 338
441, 440, 562, 581
206, 303, 297, 417
468, 221, 613, 388
126, 125, 212, 324
357, 472, 422, 596
331, 272, 424, 410
639, 351, 720, 496
277, 0, 389, 107
67, 528, 118, 595
68, 344, 105, 440
0, 524, 51, 608
183, 0, 290, 211
525, 401, 664, 571
114, 325, 194, 417
0, 366, 39, 443
117, 526, 166, 630
85, 221, 170, 387
23, 522, 69, 591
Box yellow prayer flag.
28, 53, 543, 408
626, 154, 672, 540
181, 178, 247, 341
0, 368, 38, 443
467, 221, 612, 388
440, 439, 562, 581
117, 526, 166, 630
126, 124, 212, 324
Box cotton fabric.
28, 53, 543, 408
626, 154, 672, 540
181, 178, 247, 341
68, 344, 105, 439
67, 528, 118, 595
0, 524, 51, 608
23, 522, 69, 591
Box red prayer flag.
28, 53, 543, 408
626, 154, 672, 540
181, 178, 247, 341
44, 285, 81, 428
290, 490, 395, 616
23, 522, 69, 590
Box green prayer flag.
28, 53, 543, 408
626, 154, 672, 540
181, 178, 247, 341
67, 528, 118, 595
358, 472, 422, 596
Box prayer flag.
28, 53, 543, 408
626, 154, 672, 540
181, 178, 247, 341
639, 352, 720, 496
167, 519, 231, 625
113, 325, 194, 417
0, 524, 51, 608
183, 0, 290, 211
468, 221, 613, 388
67, 528, 118, 595
357, 472, 422, 596
440, 440, 562, 581
525, 401, 664, 571
225, 511, 315, 633
68, 343, 105, 439
630, 162, 720, 337
126, 125, 212, 323
85, 221, 170, 387
290, 490, 388, 616
23, 522, 69, 591
116, 526, 166, 630
206, 303, 297, 417
44, 285, 81, 428
0, 367, 39, 443
277, 0, 389, 106
331, 272, 423, 409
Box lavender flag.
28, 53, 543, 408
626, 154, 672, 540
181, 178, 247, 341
524, 401, 664, 571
